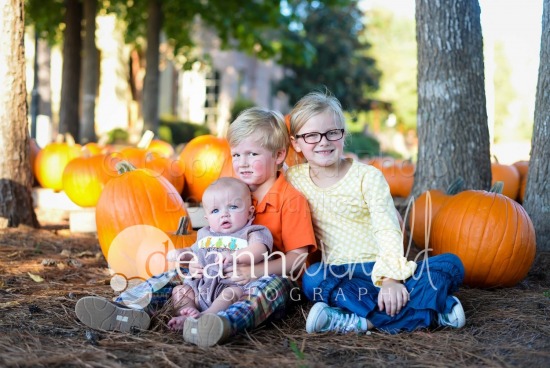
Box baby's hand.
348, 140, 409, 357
188, 259, 203, 279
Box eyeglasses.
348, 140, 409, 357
295, 129, 345, 144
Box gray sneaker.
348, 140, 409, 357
75, 296, 150, 332
438, 296, 466, 328
183, 314, 232, 347
306, 302, 364, 334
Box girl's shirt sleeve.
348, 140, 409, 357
362, 168, 417, 286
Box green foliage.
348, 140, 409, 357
106, 128, 130, 144
159, 115, 210, 145
106, 0, 349, 69
365, 7, 417, 129
25, 0, 66, 44
276, 1, 380, 111
230, 98, 257, 123
344, 132, 380, 158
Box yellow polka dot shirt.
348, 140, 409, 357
286, 159, 417, 286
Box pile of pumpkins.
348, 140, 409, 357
30, 133, 234, 279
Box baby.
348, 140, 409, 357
167, 177, 272, 331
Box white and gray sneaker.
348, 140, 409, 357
438, 296, 466, 328
306, 302, 366, 334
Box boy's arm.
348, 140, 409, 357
249, 247, 308, 279
232, 241, 270, 265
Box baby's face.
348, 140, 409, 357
202, 187, 253, 234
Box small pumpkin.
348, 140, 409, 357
178, 135, 234, 203
368, 157, 415, 198
62, 153, 112, 207
429, 182, 536, 288
168, 216, 197, 249
95, 161, 192, 260
408, 178, 464, 249
34, 134, 82, 191
491, 161, 520, 200
512, 160, 529, 203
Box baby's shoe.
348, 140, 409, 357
183, 314, 232, 347
75, 296, 150, 332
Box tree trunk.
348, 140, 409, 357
142, 0, 162, 135
0, 0, 39, 228
59, 0, 82, 140
412, 0, 491, 198
80, 0, 98, 144
524, 0, 550, 252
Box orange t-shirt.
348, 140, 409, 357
252, 172, 317, 255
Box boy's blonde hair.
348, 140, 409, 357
227, 107, 289, 160
289, 91, 346, 137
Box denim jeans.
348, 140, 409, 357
302, 253, 464, 333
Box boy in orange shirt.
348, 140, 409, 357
75, 108, 316, 347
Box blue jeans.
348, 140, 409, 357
302, 253, 464, 333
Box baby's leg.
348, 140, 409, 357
202, 286, 243, 315
168, 285, 199, 331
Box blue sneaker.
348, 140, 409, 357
306, 302, 365, 334
438, 296, 466, 328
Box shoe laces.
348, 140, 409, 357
326, 308, 359, 333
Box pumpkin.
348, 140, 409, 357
147, 139, 175, 158
144, 152, 185, 194
34, 135, 82, 191
512, 160, 529, 203
62, 153, 113, 207
429, 183, 536, 288
29, 139, 41, 185
408, 178, 464, 249
168, 216, 197, 249
95, 161, 193, 260
491, 162, 520, 200
368, 157, 415, 198
178, 135, 234, 203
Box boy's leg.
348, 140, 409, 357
202, 286, 243, 315
183, 275, 295, 347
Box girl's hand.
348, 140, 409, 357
378, 278, 409, 317
224, 264, 255, 285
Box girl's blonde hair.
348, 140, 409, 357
289, 91, 346, 137
227, 107, 289, 160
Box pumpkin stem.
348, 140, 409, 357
115, 160, 137, 175
490, 181, 504, 194
175, 216, 190, 235
446, 177, 464, 195
137, 130, 155, 149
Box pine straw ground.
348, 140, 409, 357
0, 208, 549, 368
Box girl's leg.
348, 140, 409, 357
368, 253, 465, 333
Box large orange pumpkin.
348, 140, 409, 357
95, 161, 193, 260
62, 153, 113, 207
429, 187, 536, 288
408, 178, 464, 249
34, 136, 82, 191
178, 135, 234, 203
368, 157, 415, 198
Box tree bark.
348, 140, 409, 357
80, 0, 98, 143
142, 0, 162, 135
0, 0, 39, 228
523, 0, 550, 252
412, 0, 491, 198
59, 0, 82, 140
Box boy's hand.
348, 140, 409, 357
224, 264, 255, 285
188, 259, 203, 279
378, 278, 409, 317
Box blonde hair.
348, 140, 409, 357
227, 107, 289, 159
289, 91, 346, 137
